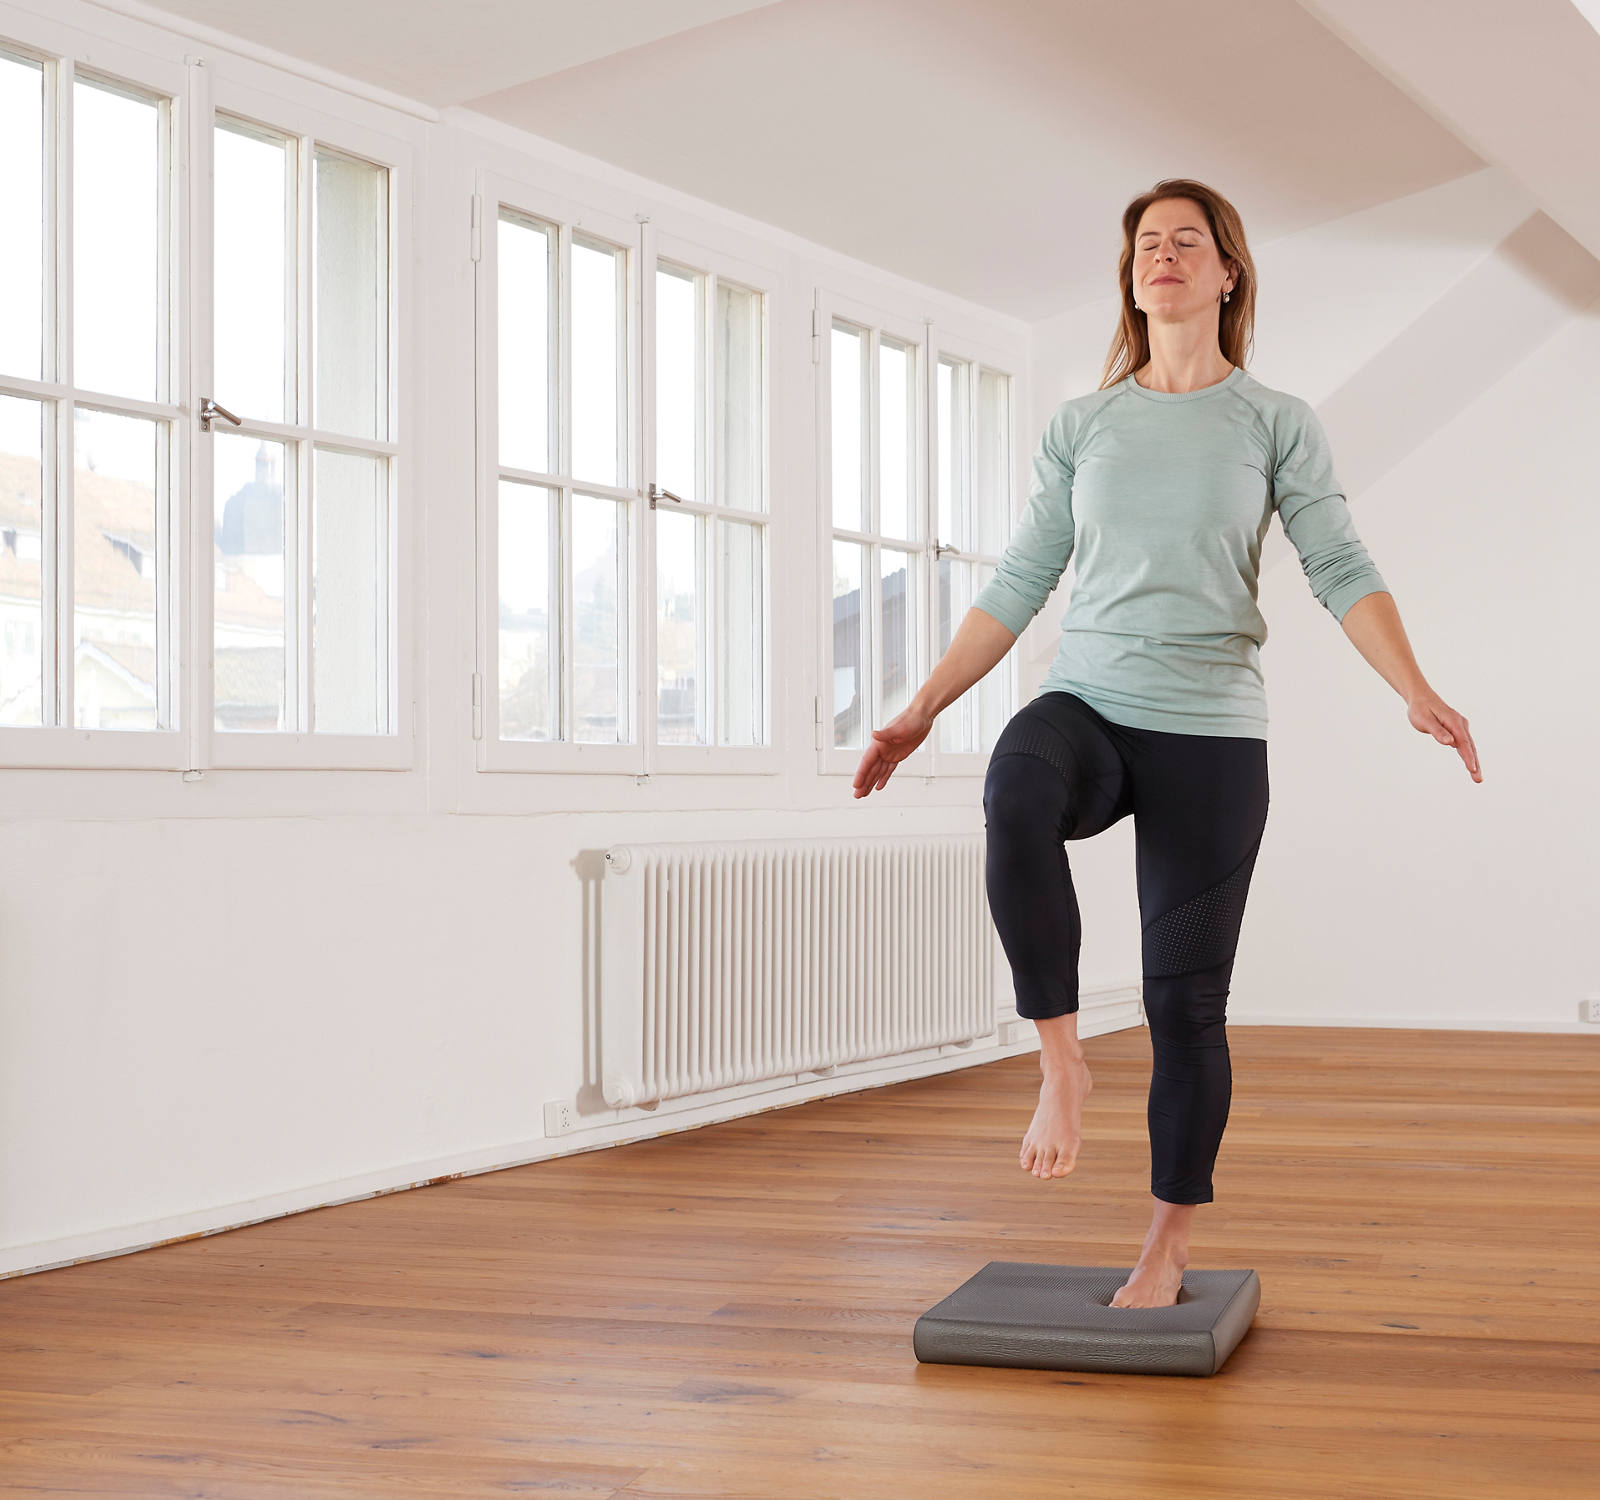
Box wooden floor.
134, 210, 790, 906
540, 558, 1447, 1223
3, 1026, 1597, 1498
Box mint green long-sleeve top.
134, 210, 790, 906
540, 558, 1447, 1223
971, 364, 1388, 738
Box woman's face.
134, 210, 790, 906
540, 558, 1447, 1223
1132, 197, 1234, 317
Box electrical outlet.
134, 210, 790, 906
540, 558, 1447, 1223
543, 1100, 578, 1135
1580, 996, 1600, 1026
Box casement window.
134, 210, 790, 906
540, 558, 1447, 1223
204, 84, 409, 767
0, 39, 184, 769
0, 21, 415, 772
473, 167, 777, 774
815, 288, 1015, 777
931, 348, 1014, 759
647, 231, 774, 771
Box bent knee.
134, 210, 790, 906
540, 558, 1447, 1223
982, 752, 1067, 831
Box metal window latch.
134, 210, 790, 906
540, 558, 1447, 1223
648, 482, 685, 509
934, 538, 962, 558
200, 397, 242, 432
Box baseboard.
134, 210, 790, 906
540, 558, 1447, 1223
1228, 1010, 1598, 1034
16, 992, 1573, 1281
0, 987, 1143, 1282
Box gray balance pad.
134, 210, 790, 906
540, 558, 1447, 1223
914, 1261, 1260, 1377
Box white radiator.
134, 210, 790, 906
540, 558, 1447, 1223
599, 835, 996, 1108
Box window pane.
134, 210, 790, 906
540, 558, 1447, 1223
74, 78, 161, 402
975, 560, 1007, 752
311, 448, 384, 734
830, 324, 862, 532
717, 281, 762, 512
936, 359, 952, 543
572, 493, 623, 742
879, 338, 911, 540
831, 540, 863, 749
937, 356, 970, 548
498, 480, 553, 741
717, 518, 762, 746
0, 395, 44, 725
936, 555, 961, 654
0, 53, 44, 382
654, 264, 697, 503
977, 368, 1010, 556
215, 119, 291, 425
498, 212, 553, 475
214, 433, 287, 732
572, 238, 624, 489
73, 408, 159, 729
879, 545, 912, 725
313, 148, 387, 442
936, 556, 976, 754
656, 506, 700, 745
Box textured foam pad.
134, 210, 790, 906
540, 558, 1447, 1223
913, 1261, 1260, 1376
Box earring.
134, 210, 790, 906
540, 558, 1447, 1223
1223, 288, 1231, 303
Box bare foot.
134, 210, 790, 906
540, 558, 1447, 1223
1019, 1058, 1093, 1180
1110, 1248, 1188, 1308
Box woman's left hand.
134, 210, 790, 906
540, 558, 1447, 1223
1407, 689, 1481, 782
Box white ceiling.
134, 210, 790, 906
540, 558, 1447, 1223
111, 0, 786, 108
105, 0, 1599, 323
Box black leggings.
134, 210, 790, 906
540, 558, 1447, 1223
982, 690, 1270, 1204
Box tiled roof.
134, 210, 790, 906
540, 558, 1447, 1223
0, 452, 283, 624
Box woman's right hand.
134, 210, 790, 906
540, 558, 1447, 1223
852, 704, 935, 798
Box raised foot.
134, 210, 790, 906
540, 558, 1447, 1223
1109, 1251, 1188, 1308
1019, 1058, 1093, 1180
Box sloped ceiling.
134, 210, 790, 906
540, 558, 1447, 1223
467, 0, 1487, 322
1301, 0, 1600, 266
99, 0, 1542, 322
106, 0, 786, 109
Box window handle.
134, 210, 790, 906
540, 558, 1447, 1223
934, 538, 962, 558
648, 482, 686, 509
200, 397, 242, 433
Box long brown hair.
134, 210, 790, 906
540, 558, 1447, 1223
1100, 178, 1257, 389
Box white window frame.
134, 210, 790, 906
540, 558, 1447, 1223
814, 287, 931, 780
472, 165, 643, 775
0, 30, 185, 769
0, 14, 418, 772
643, 222, 779, 775
815, 287, 1019, 779
926, 323, 1017, 771
198, 64, 415, 770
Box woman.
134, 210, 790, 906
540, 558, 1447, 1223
850, 178, 1481, 1310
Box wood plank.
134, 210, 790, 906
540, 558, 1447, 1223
1, 1027, 1596, 1497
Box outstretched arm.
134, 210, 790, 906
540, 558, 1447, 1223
1338, 591, 1481, 782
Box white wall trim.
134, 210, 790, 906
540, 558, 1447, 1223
1228, 1012, 1597, 1034
2, 988, 1139, 1281
79, 0, 442, 120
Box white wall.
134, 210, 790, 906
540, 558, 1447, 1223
1244, 298, 1600, 1028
